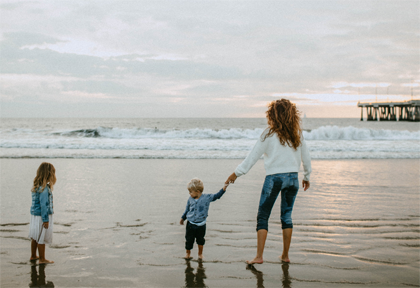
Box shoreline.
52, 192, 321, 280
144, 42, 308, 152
1, 158, 419, 287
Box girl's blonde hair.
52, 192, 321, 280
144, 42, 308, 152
187, 178, 204, 192
263, 99, 302, 150
31, 162, 57, 192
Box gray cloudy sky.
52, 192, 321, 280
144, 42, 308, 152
1, 0, 419, 117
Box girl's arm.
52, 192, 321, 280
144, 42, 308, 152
39, 187, 50, 223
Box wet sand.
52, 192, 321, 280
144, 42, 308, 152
1, 159, 419, 287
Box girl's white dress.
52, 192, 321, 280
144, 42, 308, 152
28, 214, 53, 244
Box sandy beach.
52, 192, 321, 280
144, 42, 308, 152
0, 158, 419, 287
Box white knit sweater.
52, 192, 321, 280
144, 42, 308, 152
235, 130, 312, 181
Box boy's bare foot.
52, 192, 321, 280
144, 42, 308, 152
246, 257, 263, 265
184, 252, 192, 260
29, 257, 39, 261
39, 259, 54, 264
198, 254, 204, 261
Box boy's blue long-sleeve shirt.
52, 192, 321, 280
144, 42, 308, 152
181, 188, 225, 225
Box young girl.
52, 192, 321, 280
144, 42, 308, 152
28, 162, 56, 264
225, 99, 312, 264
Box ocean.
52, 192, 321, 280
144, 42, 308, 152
1, 118, 419, 159
0, 118, 419, 287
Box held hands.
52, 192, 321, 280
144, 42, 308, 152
43, 222, 49, 229
180, 219, 184, 225
302, 180, 310, 191
225, 172, 237, 185
223, 182, 229, 191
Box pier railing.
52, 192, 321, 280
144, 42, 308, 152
357, 100, 420, 121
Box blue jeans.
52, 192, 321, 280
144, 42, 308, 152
257, 173, 299, 231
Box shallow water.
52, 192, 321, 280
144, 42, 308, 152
1, 158, 419, 287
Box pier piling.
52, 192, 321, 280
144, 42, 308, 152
358, 100, 420, 122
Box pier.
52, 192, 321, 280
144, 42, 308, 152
358, 100, 420, 121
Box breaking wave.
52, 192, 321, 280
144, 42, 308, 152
304, 126, 420, 140
48, 126, 420, 141
53, 127, 264, 139
1, 125, 419, 159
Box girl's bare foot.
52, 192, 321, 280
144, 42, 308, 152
39, 259, 54, 264
198, 254, 204, 261
184, 252, 192, 260
30, 257, 39, 261
246, 257, 263, 264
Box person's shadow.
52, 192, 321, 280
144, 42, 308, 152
184, 260, 207, 288
29, 264, 55, 287
246, 263, 292, 288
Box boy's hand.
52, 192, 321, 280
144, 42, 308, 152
302, 180, 310, 191
180, 219, 184, 225
223, 183, 229, 191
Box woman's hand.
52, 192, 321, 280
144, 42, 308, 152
225, 172, 238, 185
180, 219, 184, 225
302, 180, 310, 191
43, 222, 49, 229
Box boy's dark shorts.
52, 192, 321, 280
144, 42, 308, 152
185, 221, 206, 250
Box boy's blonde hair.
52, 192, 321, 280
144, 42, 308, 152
188, 178, 204, 192
31, 162, 57, 192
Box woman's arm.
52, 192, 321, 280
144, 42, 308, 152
301, 136, 312, 191
301, 137, 312, 182
233, 136, 267, 177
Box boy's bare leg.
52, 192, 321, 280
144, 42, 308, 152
184, 250, 192, 259
198, 245, 204, 260
30, 239, 39, 260
38, 244, 54, 264
246, 229, 267, 264
280, 228, 292, 263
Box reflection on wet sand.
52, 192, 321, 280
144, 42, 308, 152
184, 260, 207, 288
281, 263, 291, 288
246, 264, 264, 288
29, 264, 54, 287
246, 263, 291, 288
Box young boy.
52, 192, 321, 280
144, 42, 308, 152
180, 178, 228, 260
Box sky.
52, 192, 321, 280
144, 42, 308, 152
0, 0, 419, 118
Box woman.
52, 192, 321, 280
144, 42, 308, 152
225, 99, 311, 264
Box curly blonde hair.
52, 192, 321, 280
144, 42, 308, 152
263, 99, 302, 150
31, 162, 56, 192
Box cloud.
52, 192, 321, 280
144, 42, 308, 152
0, 0, 419, 117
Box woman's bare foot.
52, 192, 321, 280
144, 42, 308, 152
246, 257, 263, 265
280, 254, 290, 263
39, 259, 54, 264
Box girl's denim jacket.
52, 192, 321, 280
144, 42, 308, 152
30, 186, 54, 223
